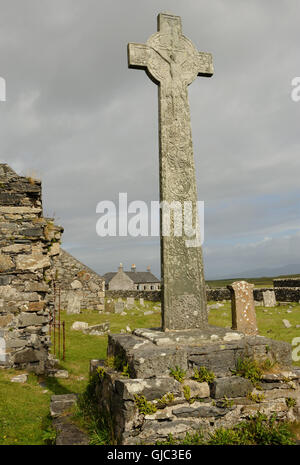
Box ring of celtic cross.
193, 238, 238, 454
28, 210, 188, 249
146, 32, 200, 86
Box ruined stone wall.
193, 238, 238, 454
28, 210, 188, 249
53, 249, 105, 311
0, 164, 62, 373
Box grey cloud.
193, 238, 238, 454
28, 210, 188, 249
0, 0, 299, 279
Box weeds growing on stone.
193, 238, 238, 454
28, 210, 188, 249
192, 366, 215, 383
232, 357, 262, 385
157, 413, 296, 445
134, 395, 157, 415
169, 366, 186, 383
286, 397, 296, 409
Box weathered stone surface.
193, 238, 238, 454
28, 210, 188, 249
27, 301, 45, 312
228, 281, 258, 336
172, 405, 230, 418
52, 249, 105, 312
18, 313, 48, 327
115, 302, 125, 314
0, 315, 13, 327
70, 279, 82, 290
24, 282, 50, 293
126, 297, 135, 309
182, 380, 210, 398
71, 321, 89, 331
50, 370, 69, 379
53, 417, 89, 445
263, 290, 276, 307
210, 376, 253, 399
16, 254, 51, 272
13, 347, 48, 364
11, 373, 27, 383
50, 394, 78, 417
0, 253, 14, 271
282, 319, 292, 328
128, 13, 213, 330
108, 329, 292, 379
115, 377, 182, 401
83, 322, 109, 335
66, 292, 81, 314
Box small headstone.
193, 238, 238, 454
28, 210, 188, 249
126, 326, 131, 333
139, 298, 145, 306
105, 300, 115, 313
282, 319, 292, 328
50, 370, 69, 379
11, 373, 27, 383
71, 321, 89, 331
66, 292, 81, 314
126, 297, 135, 309
114, 302, 125, 314
227, 281, 258, 336
83, 322, 110, 335
263, 290, 276, 308
144, 311, 154, 316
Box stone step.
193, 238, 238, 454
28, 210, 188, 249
50, 394, 89, 445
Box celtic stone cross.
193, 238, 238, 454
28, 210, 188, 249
128, 13, 213, 330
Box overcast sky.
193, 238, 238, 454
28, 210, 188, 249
0, 0, 300, 279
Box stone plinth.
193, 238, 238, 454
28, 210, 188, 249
91, 328, 298, 444
108, 327, 291, 380
228, 281, 258, 336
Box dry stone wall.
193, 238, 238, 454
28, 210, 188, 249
0, 164, 62, 373
106, 290, 160, 302
273, 278, 300, 302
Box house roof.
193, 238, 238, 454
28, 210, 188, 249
103, 271, 160, 285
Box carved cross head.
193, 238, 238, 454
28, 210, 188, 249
128, 13, 214, 87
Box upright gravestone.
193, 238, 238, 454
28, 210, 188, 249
126, 297, 135, 309
263, 290, 276, 307
128, 12, 213, 330
139, 298, 145, 307
114, 302, 125, 314
66, 292, 81, 314
227, 281, 258, 336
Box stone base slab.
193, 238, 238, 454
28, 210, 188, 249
108, 326, 292, 378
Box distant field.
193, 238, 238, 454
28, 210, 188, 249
206, 274, 300, 289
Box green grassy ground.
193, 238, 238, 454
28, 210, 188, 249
0, 299, 299, 445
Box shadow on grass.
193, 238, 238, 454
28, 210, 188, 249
43, 376, 75, 396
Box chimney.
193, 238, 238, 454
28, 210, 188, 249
146, 266, 151, 272
118, 263, 123, 272
131, 264, 136, 272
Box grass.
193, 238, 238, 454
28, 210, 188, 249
0, 300, 161, 445
0, 297, 299, 444
208, 300, 300, 366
